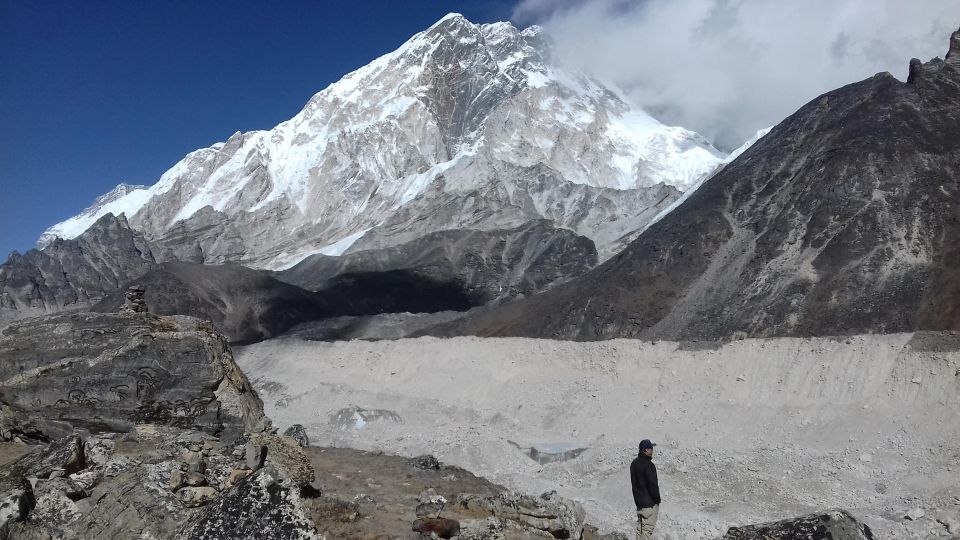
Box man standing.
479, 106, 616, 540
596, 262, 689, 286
630, 439, 660, 540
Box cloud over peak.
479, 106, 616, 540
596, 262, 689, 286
514, 0, 960, 150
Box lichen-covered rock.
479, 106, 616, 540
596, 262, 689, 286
722, 509, 875, 540
0, 476, 33, 536
459, 490, 585, 539
30, 478, 83, 534
413, 454, 442, 470
250, 433, 315, 488
283, 424, 309, 448
176, 467, 319, 539
0, 312, 264, 441
177, 486, 219, 508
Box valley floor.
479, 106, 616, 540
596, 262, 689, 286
234, 333, 960, 539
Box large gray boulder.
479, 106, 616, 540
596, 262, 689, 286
722, 509, 874, 539
459, 490, 586, 539
0, 311, 264, 442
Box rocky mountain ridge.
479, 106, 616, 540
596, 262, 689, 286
428, 28, 960, 341
2, 212, 596, 342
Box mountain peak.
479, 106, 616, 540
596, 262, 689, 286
37, 183, 151, 249
38, 14, 724, 269
428, 12, 472, 32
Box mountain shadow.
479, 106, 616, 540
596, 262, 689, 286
93, 263, 482, 344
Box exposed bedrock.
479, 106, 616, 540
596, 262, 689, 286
0, 311, 264, 442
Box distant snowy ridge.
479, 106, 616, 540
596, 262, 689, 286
39, 13, 728, 269
37, 183, 150, 249
640, 127, 772, 235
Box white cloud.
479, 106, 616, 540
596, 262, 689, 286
514, 0, 960, 149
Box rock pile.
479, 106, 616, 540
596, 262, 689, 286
119, 284, 148, 315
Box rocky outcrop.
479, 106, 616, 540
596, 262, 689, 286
723, 509, 874, 539
0, 311, 263, 442
1, 427, 323, 538
0, 308, 323, 538
432, 28, 960, 341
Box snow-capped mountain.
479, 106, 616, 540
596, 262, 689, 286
40, 13, 725, 269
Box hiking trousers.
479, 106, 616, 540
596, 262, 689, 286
636, 504, 658, 540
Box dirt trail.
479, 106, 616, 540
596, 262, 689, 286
235, 333, 960, 538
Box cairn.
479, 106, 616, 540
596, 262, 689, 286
120, 284, 148, 315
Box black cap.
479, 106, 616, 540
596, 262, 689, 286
639, 439, 656, 450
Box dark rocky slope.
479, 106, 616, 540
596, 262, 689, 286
429, 29, 960, 341
277, 219, 597, 304
0, 214, 154, 327
2, 213, 598, 342
91, 263, 337, 344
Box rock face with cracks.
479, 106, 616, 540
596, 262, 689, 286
0, 309, 326, 539
0, 311, 264, 441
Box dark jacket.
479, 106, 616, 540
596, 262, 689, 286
630, 454, 661, 509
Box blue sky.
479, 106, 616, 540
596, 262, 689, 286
0, 0, 517, 257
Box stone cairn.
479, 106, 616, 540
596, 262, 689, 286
120, 285, 148, 315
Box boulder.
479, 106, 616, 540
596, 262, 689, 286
283, 424, 310, 448
250, 433, 315, 488
30, 478, 83, 534
223, 468, 253, 489
0, 476, 33, 536
416, 488, 447, 518
413, 454, 442, 470
245, 441, 267, 470
722, 509, 874, 539
413, 516, 461, 538
3, 435, 85, 480
459, 490, 585, 539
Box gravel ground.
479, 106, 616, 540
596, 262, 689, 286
235, 332, 960, 539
